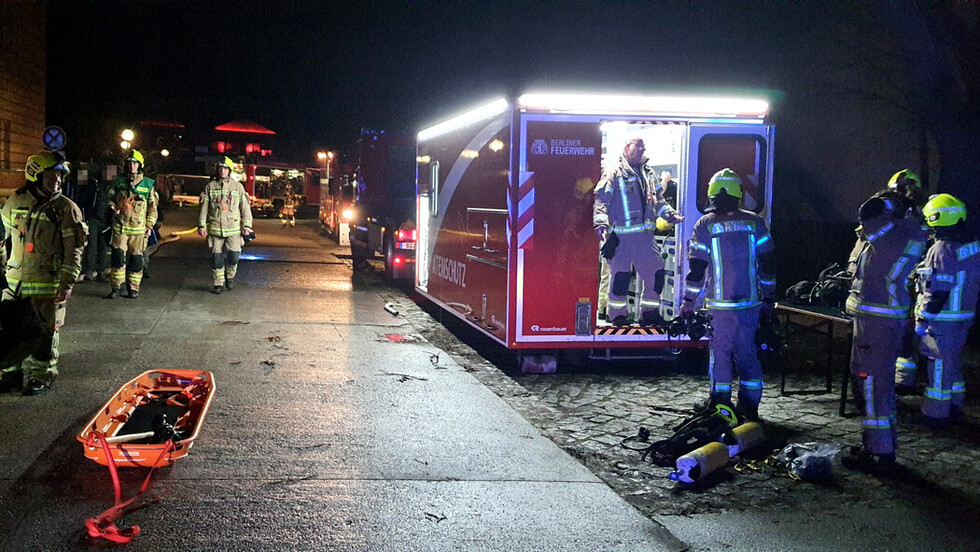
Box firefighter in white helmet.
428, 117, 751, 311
593, 138, 683, 326
0, 151, 87, 395
913, 194, 978, 427
198, 157, 253, 294
680, 168, 775, 422
107, 150, 158, 299
841, 192, 927, 475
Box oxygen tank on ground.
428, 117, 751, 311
723, 422, 764, 457
669, 441, 730, 483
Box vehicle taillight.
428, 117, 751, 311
394, 256, 404, 265
397, 229, 417, 242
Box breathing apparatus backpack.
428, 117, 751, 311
623, 403, 740, 467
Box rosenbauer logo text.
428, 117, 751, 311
530, 324, 568, 332
530, 138, 595, 156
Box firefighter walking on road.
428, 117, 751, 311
913, 194, 979, 427
680, 169, 775, 422
107, 150, 158, 299
842, 193, 927, 475
198, 157, 253, 294
0, 151, 87, 395
594, 138, 682, 326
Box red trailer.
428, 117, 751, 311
415, 93, 775, 368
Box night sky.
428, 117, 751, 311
47, 2, 837, 153
46, 1, 922, 237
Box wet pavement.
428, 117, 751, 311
376, 263, 980, 550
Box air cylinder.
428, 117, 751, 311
669, 441, 730, 483
723, 422, 764, 457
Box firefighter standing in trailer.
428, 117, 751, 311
198, 157, 253, 294
841, 193, 927, 474
107, 150, 158, 299
0, 151, 86, 395
913, 193, 979, 427
680, 169, 775, 422
594, 138, 683, 326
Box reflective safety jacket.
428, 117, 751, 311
846, 214, 927, 319
0, 186, 86, 298
684, 209, 775, 310
594, 155, 677, 235
199, 177, 253, 237
111, 175, 159, 236
914, 238, 980, 324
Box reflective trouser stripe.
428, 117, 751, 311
128, 271, 143, 291
895, 357, 916, 386
111, 267, 126, 288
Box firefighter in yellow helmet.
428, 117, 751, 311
0, 151, 87, 395
107, 150, 158, 299
913, 194, 978, 427
198, 157, 253, 293
680, 168, 775, 422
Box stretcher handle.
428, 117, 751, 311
105, 431, 155, 444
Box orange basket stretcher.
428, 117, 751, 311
77, 369, 216, 468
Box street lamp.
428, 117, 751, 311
121, 128, 135, 142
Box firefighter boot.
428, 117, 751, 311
841, 446, 896, 477
225, 279, 235, 291
105, 287, 121, 299
23, 379, 52, 396
212, 285, 223, 295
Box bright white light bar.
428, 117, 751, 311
518, 93, 769, 118
418, 98, 510, 142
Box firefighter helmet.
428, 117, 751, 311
124, 150, 145, 170
887, 169, 921, 193
707, 168, 743, 199
215, 156, 236, 173
25, 151, 70, 182
922, 193, 967, 227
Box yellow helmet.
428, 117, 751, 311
25, 151, 70, 182
887, 169, 921, 192
124, 149, 145, 169
707, 168, 743, 199
922, 193, 967, 227
215, 156, 236, 172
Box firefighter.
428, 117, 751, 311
913, 194, 978, 427
847, 169, 929, 395
0, 151, 87, 395
594, 138, 682, 326
841, 193, 927, 474
198, 156, 253, 294
680, 169, 775, 422
107, 150, 158, 299
82, 174, 113, 281
280, 183, 296, 226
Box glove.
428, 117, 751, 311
664, 210, 685, 224
680, 299, 695, 316
914, 319, 928, 337
594, 226, 607, 241
599, 231, 619, 260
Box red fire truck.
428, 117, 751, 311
243, 162, 320, 218
415, 93, 775, 369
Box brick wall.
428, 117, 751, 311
0, 3, 46, 191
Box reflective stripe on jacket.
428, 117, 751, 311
846, 214, 927, 319
1, 187, 87, 298
684, 209, 774, 310
111, 175, 159, 235
199, 178, 253, 237
593, 155, 676, 233
915, 239, 980, 323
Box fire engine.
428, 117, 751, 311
348, 129, 418, 283
415, 92, 775, 369
319, 172, 355, 244
243, 162, 320, 219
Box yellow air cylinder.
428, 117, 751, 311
723, 422, 764, 457
669, 441, 730, 483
